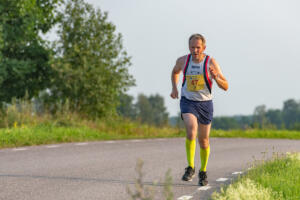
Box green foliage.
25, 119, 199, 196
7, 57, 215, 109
0, 95, 82, 129
135, 94, 169, 126
212, 153, 300, 200
0, 0, 61, 102
211, 178, 278, 200
213, 116, 240, 130
49, 0, 134, 118
282, 99, 300, 129
0, 97, 182, 148
265, 109, 282, 129
253, 105, 268, 129
117, 93, 137, 119
117, 93, 169, 127
212, 98, 300, 130
0, 97, 35, 128
211, 129, 300, 139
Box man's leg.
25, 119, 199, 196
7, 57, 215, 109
198, 123, 211, 185
181, 113, 198, 181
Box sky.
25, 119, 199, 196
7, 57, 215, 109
54, 0, 300, 117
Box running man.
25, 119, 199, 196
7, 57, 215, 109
170, 34, 228, 186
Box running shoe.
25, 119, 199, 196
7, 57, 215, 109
198, 171, 208, 186
182, 166, 195, 181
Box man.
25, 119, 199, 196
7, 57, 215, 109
170, 34, 228, 186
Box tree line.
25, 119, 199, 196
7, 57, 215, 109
170, 98, 300, 130
117, 93, 169, 127
212, 98, 300, 130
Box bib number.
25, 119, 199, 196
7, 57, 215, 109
186, 75, 205, 91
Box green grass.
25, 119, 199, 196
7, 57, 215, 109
1, 99, 300, 149
211, 129, 300, 139
2, 124, 300, 149
211, 153, 300, 200
0, 122, 184, 149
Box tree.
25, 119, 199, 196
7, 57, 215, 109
135, 93, 169, 126
253, 105, 268, 129
50, 0, 134, 117
148, 94, 169, 126
282, 99, 300, 129
117, 93, 137, 119
212, 116, 239, 130
265, 109, 283, 129
0, 0, 61, 102
135, 94, 152, 124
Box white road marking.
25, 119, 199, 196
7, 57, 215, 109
156, 138, 166, 141
46, 145, 60, 148
197, 185, 211, 191
104, 141, 116, 144
130, 140, 142, 142
75, 143, 88, 146
216, 178, 229, 182
177, 195, 193, 200
232, 171, 243, 175
12, 148, 27, 151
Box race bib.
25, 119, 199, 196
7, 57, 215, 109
186, 74, 205, 91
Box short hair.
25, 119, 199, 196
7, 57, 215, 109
189, 33, 206, 46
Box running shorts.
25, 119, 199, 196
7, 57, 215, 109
180, 96, 213, 124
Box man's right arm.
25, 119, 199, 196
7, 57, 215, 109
170, 56, 185, 99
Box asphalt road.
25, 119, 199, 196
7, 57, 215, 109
1, 138, 300, 200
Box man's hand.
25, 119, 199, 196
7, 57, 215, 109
209, 58, 228, 91
209, 66, 218, 80
170, 87, 179, 99
171, 56, 185, 99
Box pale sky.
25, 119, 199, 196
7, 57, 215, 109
65, 0, 300, 116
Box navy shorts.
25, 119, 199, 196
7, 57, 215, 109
180, 96, 213, 124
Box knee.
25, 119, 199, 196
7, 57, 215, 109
199, 139, 209, 149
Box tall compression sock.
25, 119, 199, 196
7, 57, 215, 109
200, 146, 210, 172
185, 139, 196, 168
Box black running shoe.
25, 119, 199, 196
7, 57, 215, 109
198, 171, 208, 186
182, 166, 195, 181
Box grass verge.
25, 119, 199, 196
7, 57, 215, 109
0, 121, 184, 149
211, 153, 300, 200
211, 129, 300, 139
2, 125, 300, 149
1, 99, 300, 149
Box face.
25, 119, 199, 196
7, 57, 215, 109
189, 38, 206, 60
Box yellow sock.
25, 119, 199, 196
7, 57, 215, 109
200, 146, 210, 172
185, 139, 196, 168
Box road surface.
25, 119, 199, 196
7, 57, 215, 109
1, 138, 300, 200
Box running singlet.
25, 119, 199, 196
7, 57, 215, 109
181, 54, 213, 101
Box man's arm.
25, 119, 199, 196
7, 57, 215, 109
209, 58, 229, 91
170, 56, 185, 99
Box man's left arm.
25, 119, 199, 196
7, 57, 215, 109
209, 58, 228, 91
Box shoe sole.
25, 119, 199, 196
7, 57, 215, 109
198, 180, 208, 186
182, 174, 195, 182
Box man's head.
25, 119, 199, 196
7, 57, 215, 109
189, 34, 206, 60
